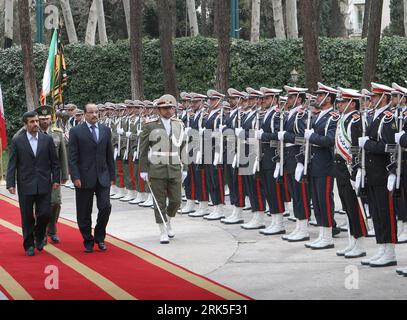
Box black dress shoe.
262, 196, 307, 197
50, 235, 60, 244
84, 243, 94, 253
26, 247, 35, 256
332, 227, 341, 237
35, 240, 45, 252
97, 242, 107, 251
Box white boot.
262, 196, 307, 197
310, 227, 334, 250
189, 202, 210, 217
241, 212, 265, 230
111, 188, 125, 199
222, 207, 244, 225
224, 185, 230, 196
120, 189, 133, 202
181, 200, 196, 214
305, 227, 324, 248
397, 222, 407, 244
370, 244, 397, 267
361, 244, 386, 266
243, 197, 251, 211
205, 205, 225, 221
261, 215, 276, 235
110, 184, 118, 196
345, 237, 367, 259
140, 194, 154, 207
396, 266, 407, 275
129, 192, 144, 204
167, 218, 175, 239
288, 209, 296, 222
288, 219, 310, 242
336, 236, 356, 257
159, 224, 169, 244
282, 219, 299, 240
260, 214, 285, 235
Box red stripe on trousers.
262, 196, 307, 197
283, 173, 290, 202
190, 166, 196, 200
326, 176, 332, 227
201, 167, 207, 201
357, 203, 367, 237
275, 182, 284, 213
238, 175, 244, 207
217, 167, 224, 204
129, 161, 136, 190
301, 181, 309, 220
117, 160, 124, 188
139, 168, 145, 192
388, 192, 397, 244
256, 176, 264, 212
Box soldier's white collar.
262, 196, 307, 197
374, 104, 390, 121
316, 107, 333, 124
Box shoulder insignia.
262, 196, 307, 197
384, 111, 394, 118
329, 111, 340, 118
404, 111, 407, 117
145, 117, 159, 124
352, 114, 360, 120
171, 117, 182, 122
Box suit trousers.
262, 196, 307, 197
184, 164, 196, 200
225, 164, 238, 206
310, 176, 335, 228
75, 180, 112, 246
243, 173, 265, 212
286, 173, 311, 221
261, 169, 285, 215
19, 192, 51, 250
204, 164, 225, 206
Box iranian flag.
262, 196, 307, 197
40, 29, 58, 106
0, 85, 7, 150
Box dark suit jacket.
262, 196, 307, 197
6, 132, 61, 195
68, 122, 115, 189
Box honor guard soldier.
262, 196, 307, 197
35, 106, 69, 244
63, 103, 78, 189
359, 83, 398, 267
334, 88, 368, 258
179, 92, 192, 126
139, 94, 187, 244
221, 88, 247, 224
255, 87, 288, 236
303, 82, 340, 250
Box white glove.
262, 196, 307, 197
278, 131, 286, 141
140, 172, 149, 181
199, 127, 206, 136
395, 131, 405, 144
255, 129, 264, 140
213, 152, 220, 166
126, 132, 132, 138
235, 128, 244, 138
196, 151, 202, 165
182, 171, 188, 183
387, 173, 396, 192
358, 137, 369, 148
219, 125, 227, 132
355, 168, 362, 191
304, 129, 314, 140
117, 128, 124, 135
185, 127, 192, 136
136, 129, 142, 136
273, 163, 281, 179
295, 163, 304, 182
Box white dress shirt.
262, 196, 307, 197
27, 131, 39, 156
315, 107, 333, 124
374, 104, 390, 121
161, 117, 172, 136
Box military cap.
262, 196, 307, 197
360, 89, 372, 100
35, 105, 53, 117
143, 100, 154, 108
284, 86, 309, 95
115, 103, 126, 110
370, 83, 393, 96
391, 83, 407, 96
261, 87, 282, 97
75, 109, 84, 115
154, 94, 177, 108
246, 87, 264, 98
190, 93, 207, 101
222, 101, 231, 109
180, 92, 192, 101
315, 82, 339, 95
227, 88, 246, 99
338, 88, 363, 100
124, 100, 135, 107
65, 103, 77, 111
133, 100, 145, 108
207, 89, 225, 100
104, 102, 115, 110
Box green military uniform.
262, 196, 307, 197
139, 95, 187, 225
120, 106, 135, 194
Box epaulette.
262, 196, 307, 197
330, 111, 341, 121
352, 114, 361, 120
404, 111, 407, 117
51, 127, 63, 133
384, 111, 394, 118
171, 117, 182, 122
145, 117, 159, 124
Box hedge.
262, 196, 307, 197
1, 36, 407, 139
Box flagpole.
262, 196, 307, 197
0, 137, 5, 186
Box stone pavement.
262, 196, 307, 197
2, 185, 407, 300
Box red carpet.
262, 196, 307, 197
0, 194, 251, 300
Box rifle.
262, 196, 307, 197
218, 105, 224, 165
358, 102, 368, 197
253, 106, 261, 174
233, 107, 242, 169
303, 108, 312, 178
278, 106, 285, 179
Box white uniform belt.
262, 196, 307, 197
152, 152, 178, 157
285, 143, 296, 148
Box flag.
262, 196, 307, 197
0, 85, 7, 150
40, 29, 58, 106
52, 33, 68, 110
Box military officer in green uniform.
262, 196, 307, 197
35, 106, 69, 244
139, 94, 188, 244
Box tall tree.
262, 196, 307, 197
272, 0, 286, 39
129, 0, 144, 99
156, 0, 178, 97
4, 0, 13, 48
60, 0, 78, 43
214, 0, 230, 93
95, 0, 108, 44
362, 0, 371, 38
362, 0, 383, 89
187, 0, 199, 36
250, 0, 260, 42
285, 0, 298, 39
200, 0, 208, 36
404, 0, 407, 36
329, 0, 347, 37
18, 0, 38, 110
85, 0, 98, 45
300, 0, 321, 92
123, 0, 131, 37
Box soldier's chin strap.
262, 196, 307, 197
373, 93, 386, 111
342, 99, 353, 115
318, 93, 329, 110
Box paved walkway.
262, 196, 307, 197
2, 185, 407, 300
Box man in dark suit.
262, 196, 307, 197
7, 111, 61, 256
69, 103, 115, 253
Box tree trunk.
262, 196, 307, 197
95, 0, 107, 44
299, 0, 321, 92
201, 0, 208, 36
214, 0, 230, 93
329, 0, 347, 37
285, 0, 298, 39
85, 0, 98, 45
250, 0, 260, 42
129, 0, 144, 100
272, 0, 286, 39
156, 0, 178, 97
60, 0, 78, 43
187, 0, 199, 36
123, 0, 131, 38
362, 0, 371, 38
168, 0, 177, 37
4, 0, 13, 48
362, 0, 383, 89
18, 0, 38, 110
404, 0, 407, 36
